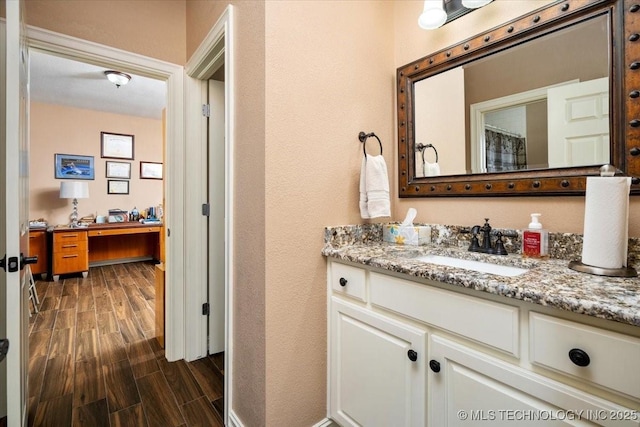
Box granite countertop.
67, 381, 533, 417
322, 225, 640, 328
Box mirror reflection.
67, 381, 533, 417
413, 14, 609, 178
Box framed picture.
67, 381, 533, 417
140, 161, 163, 179
101, 132, 134, 160
54, 154, 95, 180
105, 161, 131, 179
107, 179, 130, 195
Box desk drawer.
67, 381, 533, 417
89, 226, 160, 237
370, 272, 519, 356
54, 231, 88, 243
330, 262, 366, 302
55, 240, 87, 253
530, 312, 640, 400
53, 249, 88, 274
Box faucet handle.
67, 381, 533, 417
493, 232, 508, 256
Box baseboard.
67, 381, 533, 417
227, 412, 334, 427
228, 410, 244, 427
312, 418, 335, 427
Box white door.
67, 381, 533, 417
429, 335, 638, 427
1, 0, 30, 425
547, 77, 609, 168
207, 79, 225, 354
330, 298, 426, 427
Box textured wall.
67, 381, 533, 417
25, 1, 186, 65
29, 102, 163, 226
264, 1, 395, 425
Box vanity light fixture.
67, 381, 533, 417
418, 0, 447, 30
419, 0, 494, 30
104, 70, 131, 88
462, 0, 492, 8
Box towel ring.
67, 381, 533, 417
416, 143, 438, 164
358, 131, 383, 158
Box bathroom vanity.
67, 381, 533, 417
323, 225, 640, 427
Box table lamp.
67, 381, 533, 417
60, 181, 89, 227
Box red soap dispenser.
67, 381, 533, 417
523, 213, 549, 258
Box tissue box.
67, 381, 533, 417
383, 224, 432, 245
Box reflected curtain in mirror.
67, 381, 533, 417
485, 128, 527, 172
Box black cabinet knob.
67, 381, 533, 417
631, 147, 640, 156
339, 277, 347, 287
429, 360, 441, 372
568, 348, 590, 367
631, 119, 640, 127
631, 90, 640, 98
407, 349, 418, 362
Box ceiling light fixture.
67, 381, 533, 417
418, 0, 447, 30
104, 70, 131, 88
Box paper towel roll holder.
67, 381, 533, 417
568, 261, 637, 277
567, 165, 637, 277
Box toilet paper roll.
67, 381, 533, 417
581, 176, 631, 269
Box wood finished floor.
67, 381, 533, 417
28, 262, 224, 427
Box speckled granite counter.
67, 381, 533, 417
322, 224, 640, 328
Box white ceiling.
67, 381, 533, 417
30, 50, 167, 120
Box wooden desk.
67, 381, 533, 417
88, 223, 162, 266
52, 223, 162, 280
28, 229, 49, 278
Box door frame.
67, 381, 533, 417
26, 26, 187, 361
185, 5, 235, 426
184, 5, 235, 426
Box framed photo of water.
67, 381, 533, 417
54, 153, 95, 180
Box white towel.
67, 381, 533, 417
360, 155, 390, 219
423, 161, 440, 177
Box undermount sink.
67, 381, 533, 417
414, 254, 529, 277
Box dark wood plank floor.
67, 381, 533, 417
28, 262, 224, 427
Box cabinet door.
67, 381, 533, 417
430, 335, 639, 427
28, 230, 47, 275
330, 298, 426, 427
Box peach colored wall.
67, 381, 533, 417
186, 2, 267, 426
30, 102, 163, 226
25, 1, 186, 65
393, 0, 640, 237
264, 1, 394, 425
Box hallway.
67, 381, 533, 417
28, 262, 223, 426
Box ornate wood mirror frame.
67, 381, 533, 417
398, 0, 640, 197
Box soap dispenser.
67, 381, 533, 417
523, 213, 548, 258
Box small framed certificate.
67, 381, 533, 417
101, 132, 134, 160
105, 161, 131, 179
107, 179, 130, 195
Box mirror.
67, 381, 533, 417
397, 0, 640, 197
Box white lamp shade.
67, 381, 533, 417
418, 0, 447, 30
462, 0, 493, 8
60, 181, 89, 199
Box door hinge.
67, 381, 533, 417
202, 104, 210, 117
202, 203, 210, 217
0, 255, 19, 273
202, 302, 210, 316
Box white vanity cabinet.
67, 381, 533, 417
429, 335, 638, 427
330, 298, 426, 427
326, 259, 640, 427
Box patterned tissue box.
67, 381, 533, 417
383, 224, 432, 245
